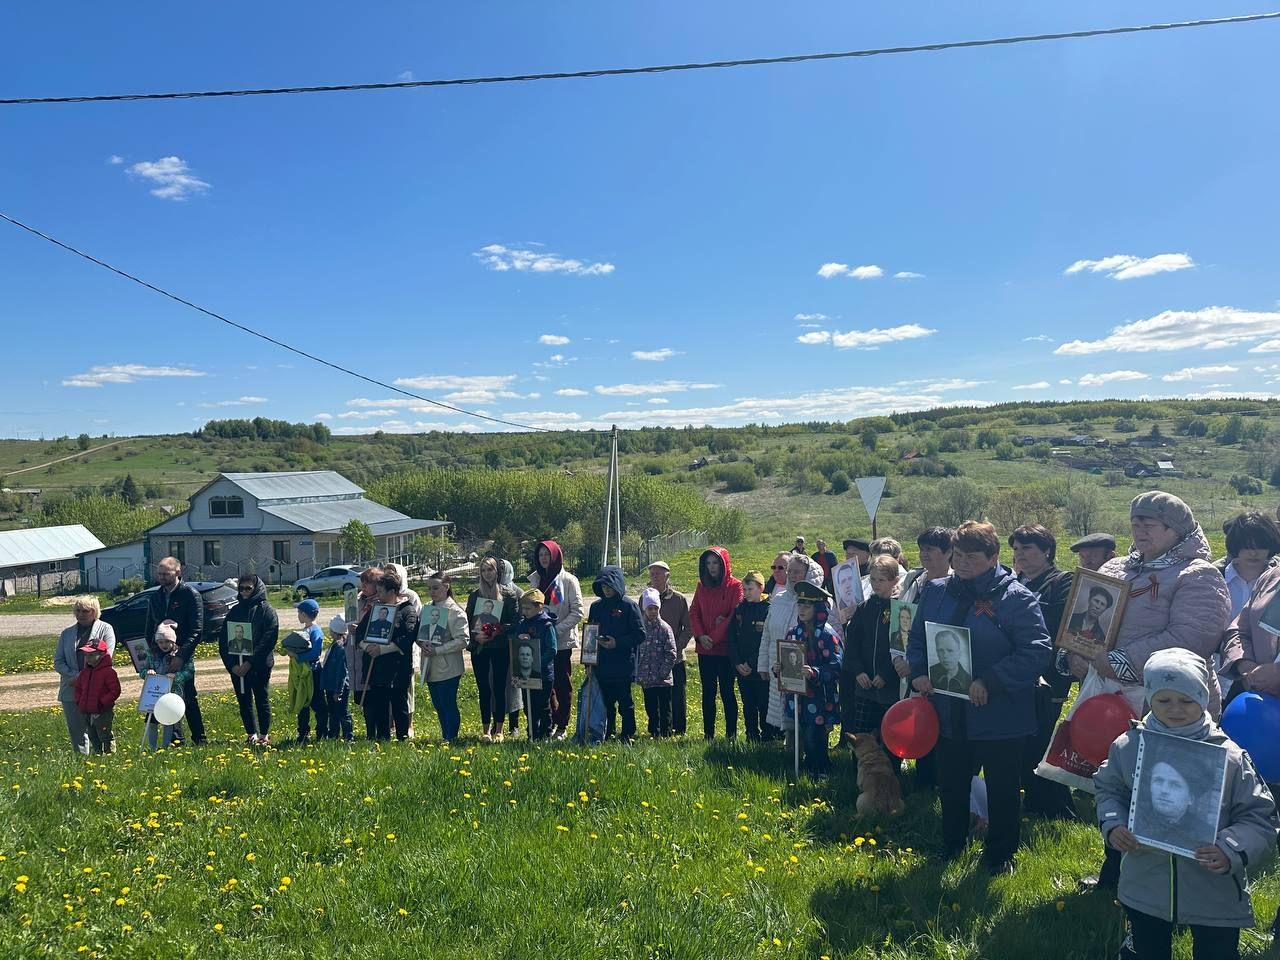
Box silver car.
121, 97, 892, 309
292, 565, 362, 598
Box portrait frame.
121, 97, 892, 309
580, 623, 600, 666
226, 621, 254, 657
343, 586, 360, 626
925, 621, 973, 701
889, 599, 918, 656
365, 602, 396, 645
123, 637, 150, 675
1055, 569, 1129, 659
138, 673, 173, 714
1129, 729, 1228, 860
510, 633, 543, 690
832, 560, 865, 611
776, 639, 808, 695
416, 605, 448, 648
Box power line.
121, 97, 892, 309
3, 12, 1277, 106
0, 211, 559, 433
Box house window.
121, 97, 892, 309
209, 496, 245, 519
203, 540, 222, 566
273, 540, 292, 564
168, 541, 186, 564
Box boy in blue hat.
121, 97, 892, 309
287, 598, 325, 743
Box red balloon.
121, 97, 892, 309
881, 697, 940, 759
1069, 693, 1137, 766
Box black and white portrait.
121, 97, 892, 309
366, 603, 395, 643
511, 636, 542, 690
777, 640, 807, 695
926, 622, 973, 700
581, 624, 599, 666
1130, 730, 1228, 859
1055, 569, 1128, 659
833, 560, 864, 611
889, 600, 917, 656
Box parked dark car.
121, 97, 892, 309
99, 581, 238, 646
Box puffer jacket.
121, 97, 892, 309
1095, 720, 1278, 927
73, 653, 121, 714
690, 547, 744, 657
419, 597, 468, 684
1221, 562, 1280, 672
1098, 527, 1231, 717
54, 619, 116, 707
221, 576, 278, 677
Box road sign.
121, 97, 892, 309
854, 476, 887, 521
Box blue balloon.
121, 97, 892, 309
1221, 692, 1280, 783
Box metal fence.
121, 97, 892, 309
636, 529, 708, 571
1, 569, 83, 598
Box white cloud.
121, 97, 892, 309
893, 271, 925, 280
1059, 379, 1074, 385
794, 313, 830, 322
391, 375, 517, 393
1012, 381, 1051, 390
1056, 307, 1280, 355
1023, 334, 1055, 343
199, 396, 268, 408
593, 381, 720, 397
817, 263, 887, 280
475, 243, 614, 276
63, 364, 206, 387
107, 155, 124, 165
817, 262, 848, 279
1185, 390, 1280, 401
1064, 252, 1195, 280
397, 70, 415, 81
126, 156, 210, 201
555, 388, 589, 397
314, 413, 333, 421
831, 323, 936, 350
796, 331, 832, 345
1077, 370, 1150, 388
848, 265, 884, 280
333, 420, 487, 435
539, 334, 570, 346
1249, 340, 1280, 354
1161, 364, 1239, 382
632, 348, 680, 362
648, 398, 669, 404
918, 379, 988, 392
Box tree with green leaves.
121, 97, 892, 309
76, 433, 91, 451
337, 519, 376, 563
121, 474, 141, 506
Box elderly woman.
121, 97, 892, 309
757, 553, 824, 738
907, 521, 1050, 874
1213, 511, 1280, 694
54, 596, 117, 754
1074, 491, 1231, 893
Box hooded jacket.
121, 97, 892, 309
73, 652, 121, 714
587, 566, 644, 682
1095, 719, 1278, 927
1098, 527, 1231, 717
906, 565, 1051, 741
319, 635, 350, 694
635, 612, 678, 688
728, 596, 770, 669
221, 577, 278, 676
530, 540, 584, 651
843, 593, 899, 707
512, 607, 558, 687
690, 547, 744, 658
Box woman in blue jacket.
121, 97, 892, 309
907, 521, 1050, 874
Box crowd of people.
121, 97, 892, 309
49, 491, 1280, 959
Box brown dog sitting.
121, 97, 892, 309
849, 733, 905, 817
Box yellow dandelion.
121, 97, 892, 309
556, 825, 570, 833
773, 938, 782, 946
398, 908, 408, 917
279, 876, 291, 887
245, 853, 256, 861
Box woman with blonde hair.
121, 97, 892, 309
54, 596, 117, 754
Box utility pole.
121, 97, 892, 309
601, 425, 623, 568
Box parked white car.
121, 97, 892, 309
292, 565, 362, 598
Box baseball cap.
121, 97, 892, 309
295, 598, 320, 617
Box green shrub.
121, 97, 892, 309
829, 470, 851, 494
712, 463, 758, 492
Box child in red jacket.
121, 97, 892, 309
73, 638, 121, 754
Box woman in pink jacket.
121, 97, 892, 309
690, 546, 744, 740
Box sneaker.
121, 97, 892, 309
481, 732, 493, 743
258, 735, 271, 748
492, 731, 504, 744
246, 734, 259, 747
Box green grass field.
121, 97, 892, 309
1, 678, 1277, 959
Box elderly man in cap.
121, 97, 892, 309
647, 560, 692, 736
843, 538, 872, 576
1069, 533, 1117, 572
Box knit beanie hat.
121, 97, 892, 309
1143, 647, 1210, 711
641, 587, 660, 609
154, 622, 177, 645
329, 616, 348, 635
1130, 491, 1196, 539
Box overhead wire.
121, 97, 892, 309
1, 12, 1277, 106
0, 211, 560, 433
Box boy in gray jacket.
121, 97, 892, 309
1095, 648, 1278, 959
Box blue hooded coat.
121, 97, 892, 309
587, 566, 643, 682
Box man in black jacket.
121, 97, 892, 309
144, 556, 205, 745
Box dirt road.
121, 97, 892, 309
0, 605, 343, 638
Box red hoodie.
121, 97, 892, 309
73, 653, 122, 714
689, 546, 744, 657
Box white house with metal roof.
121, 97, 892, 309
143, 471, 448, 583
0, 524, 105, 596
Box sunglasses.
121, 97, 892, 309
771, 565, 786, 570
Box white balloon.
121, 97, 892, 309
152, 692, 186, 726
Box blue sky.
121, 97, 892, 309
2, 3, 1278, 437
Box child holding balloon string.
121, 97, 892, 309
141, 622, 194, 750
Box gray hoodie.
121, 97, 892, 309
1095, 720, 1278, 927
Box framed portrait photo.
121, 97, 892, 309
1129, 729, 1228, 860
889, 600, 918, 656
226, 621, 254, 657
124, 637, 150, 675
1055, 569, 1129, 659
776, 639, 808, 695
138, 673, 173, 714
510, 634, 543, 690
580, 624, 600, 666
417, 605, 448, 647
343, 587, 360, 626
365, 602, 396, 645
925, 621, 973, 700
833, 560, 864, 611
